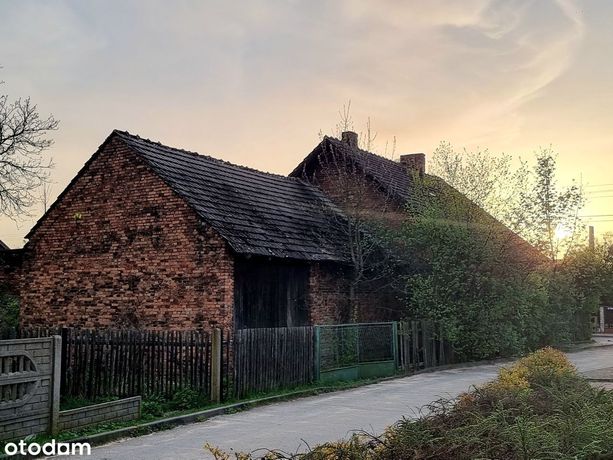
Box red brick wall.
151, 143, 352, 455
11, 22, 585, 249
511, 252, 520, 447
19, 136, 234, 330
311, 160, 406, 228
308, 262, 350, 325
0, 251, 21, 293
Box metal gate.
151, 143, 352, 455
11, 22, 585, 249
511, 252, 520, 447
315, 322, 398, 383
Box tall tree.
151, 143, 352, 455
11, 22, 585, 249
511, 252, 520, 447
516, 149, 584, 262
0, 76, 58, 218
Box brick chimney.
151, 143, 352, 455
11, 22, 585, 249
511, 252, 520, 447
399, 153, 426, 176
341, 131, 358, 148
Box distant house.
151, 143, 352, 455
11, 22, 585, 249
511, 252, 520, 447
292, 131, 542, 267
18, 130, 352, 330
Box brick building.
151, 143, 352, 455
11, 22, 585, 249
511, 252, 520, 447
18, 130, 355, 330
290, 131, 544, 320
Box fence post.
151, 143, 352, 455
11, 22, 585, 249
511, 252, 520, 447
392, 321, 399, 371
211, 328, 222, 403
51, 335, 62, 435
313, 326, 320, 382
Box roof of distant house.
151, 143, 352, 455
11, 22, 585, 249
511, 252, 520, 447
291, 135, 416, 200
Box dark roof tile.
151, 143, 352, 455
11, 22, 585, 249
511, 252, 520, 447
114, 130, 347, 262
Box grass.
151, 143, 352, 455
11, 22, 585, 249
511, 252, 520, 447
207, 348, 613, 460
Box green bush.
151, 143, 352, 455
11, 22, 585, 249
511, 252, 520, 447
141, 387, 209, 418
400, 215, 604, 361
169, 387, 209, 411
141, 394, 166, 418
0, 289, 19, 330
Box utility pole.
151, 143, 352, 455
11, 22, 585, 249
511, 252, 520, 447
589, 225, 595, 251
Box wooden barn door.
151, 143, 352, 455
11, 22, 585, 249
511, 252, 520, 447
234, 257, 309, 329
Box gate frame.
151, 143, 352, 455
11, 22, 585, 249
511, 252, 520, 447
314, 321, 398, 384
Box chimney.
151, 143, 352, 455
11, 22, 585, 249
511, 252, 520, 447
399, 153, 425, 176
341, 131, 358, 148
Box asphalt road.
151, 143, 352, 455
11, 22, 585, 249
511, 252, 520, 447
55, 343, 613, 460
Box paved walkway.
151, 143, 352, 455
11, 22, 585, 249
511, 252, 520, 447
56, 345, 613, 460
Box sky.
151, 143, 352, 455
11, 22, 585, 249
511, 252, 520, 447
0, 0, 612, 248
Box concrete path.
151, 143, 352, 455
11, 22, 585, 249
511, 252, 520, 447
56, 345, 613, 460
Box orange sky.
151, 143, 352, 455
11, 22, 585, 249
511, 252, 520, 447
0, 0, 611, 248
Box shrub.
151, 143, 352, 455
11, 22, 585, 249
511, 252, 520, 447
169, 387, 208, 411
141, 394, 165, 418
489, 347, 576, 392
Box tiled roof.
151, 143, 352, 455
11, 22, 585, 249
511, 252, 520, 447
290, 136, 418, 200
114, 131, 347, 262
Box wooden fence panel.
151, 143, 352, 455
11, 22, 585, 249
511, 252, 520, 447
397, 320, 453, 372
2, 327, 214, 401
233, 326, 314, 399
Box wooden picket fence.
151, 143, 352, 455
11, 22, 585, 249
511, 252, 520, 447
1, 327, 230, 400
1, 321, 455, 403
60, 328, 215, 400
233, 326, 315, 398
397, 320, 454, 371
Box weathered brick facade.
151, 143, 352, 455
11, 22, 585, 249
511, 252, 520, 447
19, 137, 234, 330
308, 262, 350, 324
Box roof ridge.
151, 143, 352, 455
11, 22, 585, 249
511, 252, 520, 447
326, 136, 401, 167
113, 129, 304, 183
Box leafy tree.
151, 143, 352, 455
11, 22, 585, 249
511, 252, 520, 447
428, 142, 520, 222
515, 149, 584, 262
557, 234, 613, 340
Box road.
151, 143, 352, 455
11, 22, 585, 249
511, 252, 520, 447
56, 343, 613, 460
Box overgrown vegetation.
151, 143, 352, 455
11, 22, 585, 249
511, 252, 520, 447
401, 145, 612, 360
0, 288, 19, 330
208, 348, 613, 460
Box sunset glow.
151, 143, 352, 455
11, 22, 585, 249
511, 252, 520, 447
0, 0, 612, 247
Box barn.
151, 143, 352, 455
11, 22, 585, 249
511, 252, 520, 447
18, 130, 356, 330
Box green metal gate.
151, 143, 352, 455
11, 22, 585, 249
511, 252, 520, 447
314, 322, 398, 383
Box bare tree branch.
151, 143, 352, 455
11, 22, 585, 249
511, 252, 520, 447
0, 78, 58, 218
